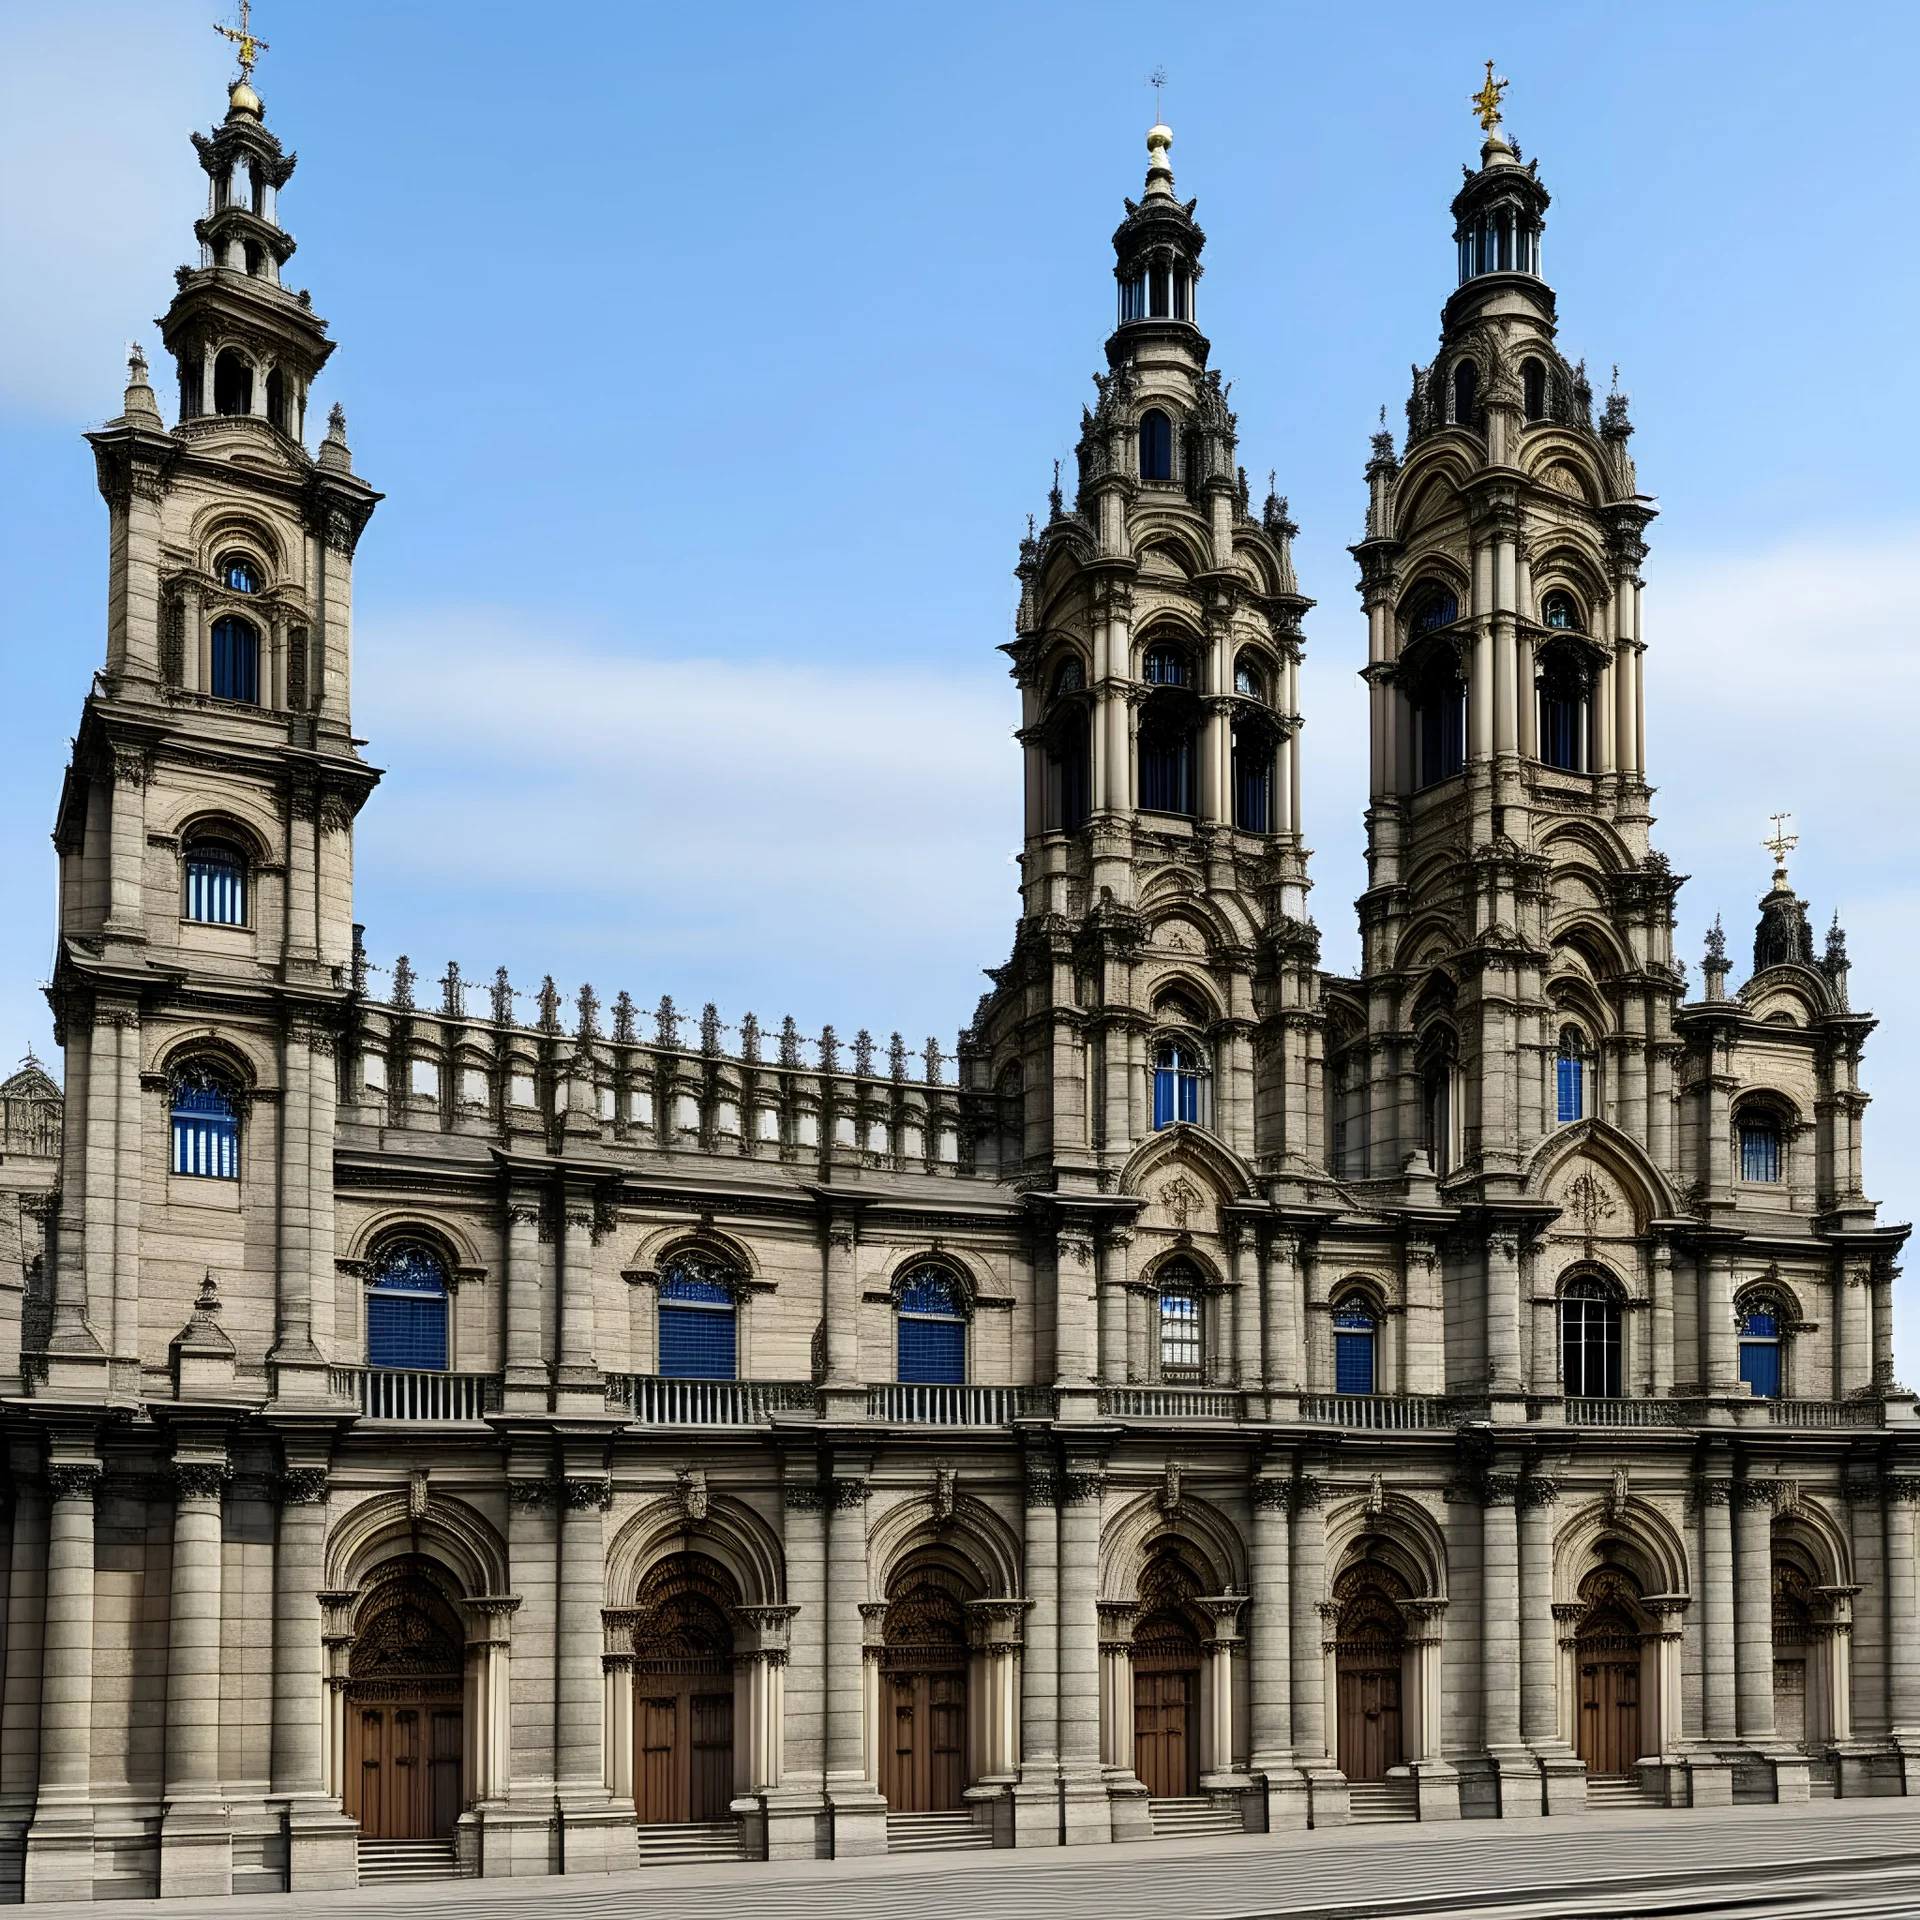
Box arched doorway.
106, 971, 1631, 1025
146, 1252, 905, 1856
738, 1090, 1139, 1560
1334, 1560, 1407, 1781
631, 1553, 737, 1824
1773, 1560, 1816, 1745
1131, 1551, 1205, 1798
345, 1558, 465, 1839
880, 1565, 970, 1811
1573, 1566, 1645, 1777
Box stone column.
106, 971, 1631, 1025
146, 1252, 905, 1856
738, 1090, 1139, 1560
765, 1466, 826, 1861
1733, 1479, 1777, 1742
554, 1471, 629, 1871
1885, 1479, 1920, 1759
501, 1197, 546, 1409
1053, 1213, 1098, 1412
1013, 1448, 1060, 1847
22, 1455, 98, 1903
1057, 1462, 1108, 1843
555, 1201, 599, 1407
1646, 1598, 1688, 1758
1702, 1249, 1738, 1394
505, 1468, 558, 1828
1288, 1473, 1344, 1822
1518, 1478, 1559, 1749
1485, 1232, 1522, 1397
1200, 1597, 1247, 1781
1248, 1477, 1294, 1795
1650, 1240, 1675, 1400
467, 1597, 518, 1815
1700, 1475, 1737, 1741
1480, 1472, 1538, 1815
1263, 1234, 1301, 1405
1095, 1603, 1137, 1769
160, 1448, 232, 1899
858, 1603, 887, 1790
823, 1466, 886, 1853
0, 1443, 49, 1881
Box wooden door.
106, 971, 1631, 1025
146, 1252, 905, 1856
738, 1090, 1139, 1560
1774, 1659, 1807, 1745
351, 1703, 463, 1839
884, 1669, 970, 1813
690, 1693, 735, 1820
1577, 1652, 1641, 1777
638, 1696, 681, 1824
637, 1684, 736, 1823
1133, 1667, 1197, 1798
428, 1710, 463, 1837
1336, 1657, 1402, 1782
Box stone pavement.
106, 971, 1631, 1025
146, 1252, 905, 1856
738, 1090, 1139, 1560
22, 1801, 1920, 1920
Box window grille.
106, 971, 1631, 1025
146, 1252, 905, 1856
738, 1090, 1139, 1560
1142, 645, 1190, 687
1152, 1041, 1203, 1129
1159, 1286, 1202, 1375
366, 1242, 450, 1371
170, 1067, 238, 1179
658, 1260, 739, 1381
184, 842, 247, 925
1561, 1281, 1621, 1397
220, 554, 260, 594
1556, 1030, 1586, 1124
897, 1266, 965, 1384
1740, 1119, 1783, 1183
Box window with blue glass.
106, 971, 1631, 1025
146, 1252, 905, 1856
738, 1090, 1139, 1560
1233, 726, 1271, 832
1158, 1265, 1203, 1377
897, 1265, 966, 1384
219, 553, 261, 595
170, 1064, 239, 1179
210, 615, 259, 703
365, 1241, 450, 1371
1560, 1277, 1621, 1398
1139, 409, 1174, 481
1412, 588, 1459, 635
1740, 1116, 1783, 1183
1142, 644, 1191, 687
1413, 662, 1467, 788
1152, 1039, 1204, 1129
1139, 715, 1195, 814
1738, 1304, 1783, 1399
184, 839, 247, 926
1556, 1027, 1587, 1125
1333, 1300, 1377, 1394
657, 1255, 739, 1380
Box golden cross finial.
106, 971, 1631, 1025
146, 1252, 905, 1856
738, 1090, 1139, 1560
1471, 59, 1508, 134
1763, 812, 1799, 870
215, 1, 268, 83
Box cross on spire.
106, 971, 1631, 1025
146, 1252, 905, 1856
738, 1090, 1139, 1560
1148, 65, 1168, 121
1470, 59, 1507, 133
215, 1, 268, 84
1763, 812, 1799, 873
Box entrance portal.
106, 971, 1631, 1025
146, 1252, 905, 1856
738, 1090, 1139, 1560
1131, 1551, 1204, 1797
881, 1569, 970, 1812
1333, 1560, 1407, 1782
1773, 1561, 1816, 1747
631, 1553, 738, 1824
1573, 1565, 1646, 1778
345, 1559, 465, 1839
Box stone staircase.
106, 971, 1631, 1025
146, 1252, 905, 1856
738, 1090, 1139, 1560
1348, 1779, 1420, 1824
1148, 1795, 1244, 1838
635, 1820, 746, 1866
357, 1839, 461, 1885
885, 1810, 994, 1854
1586, 1771, 1665, 1812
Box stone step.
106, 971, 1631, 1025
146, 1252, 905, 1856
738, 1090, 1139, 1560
1586, 1772, 1664, 1810
886, 1810, 994, 1854
357, 1839, 460, 1885
1348, 1779, 1420, 1824
1148, 1795, 1244, 1837
635, 1820, 745, 1865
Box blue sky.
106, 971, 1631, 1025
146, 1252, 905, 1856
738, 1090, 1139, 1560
4, 2, 1918, 1361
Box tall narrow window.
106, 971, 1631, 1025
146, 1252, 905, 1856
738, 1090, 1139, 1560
170, 1064, 239, 1179
1561, 1277, 1621, 1397
1142, 644, 1190, 686
1234, 657, 1264, 700
1152, 1040, 1204, 1129
897, 1266, 966, 1384
1053, 708, 1091, 831
1232, 728, 1271, 832
1739, 1305, 1783, 1399
1452, 359, 1478, 427
657, 1257, 739, 1380
184, 839, 248, 926
213, 349, 253, 417
1139, 716, 1195, 814
1523, 358, 1548, 421
1537, 645, 1589, 771
1139, 409, 1174, 481
1556, 1027, 1587, 1124
1157, 1261, 1204, 1376
210, 616, 259, 703
1333, 1300, 1377, 1394
365, 1242, 450, 1371
1411, 658, 1467, 787
1542, 590, 1579, 630
1740, 1116, 1783, 1183
1421, 1049, 1455, 1176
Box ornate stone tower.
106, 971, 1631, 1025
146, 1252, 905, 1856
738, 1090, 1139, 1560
45, 68, 379, 1409
1334, 90, 1675, 1399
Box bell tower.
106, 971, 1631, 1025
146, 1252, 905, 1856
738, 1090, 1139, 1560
42, 64, 380, 1405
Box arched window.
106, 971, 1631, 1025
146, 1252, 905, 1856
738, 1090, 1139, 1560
1234, 657, 1264, 701
1332, 1298, 1377, 1394
1452, 359, 1478, 427
1556, 1026, 1588, 1124
210, 615, 259, 704
1410, 654, 1467, 787
219, 553, 261, 594
213, 349, 253, 417
1542, 590, 1581, 631
1139, 409, 1174, 481
1051, 655, 1086, 696
1536, 644, 1590, 771
169, 1063, 239, 1179
1138, 712, 1194, 814
1738, 1302, 1784, 1399
1157, 1261, 1204, 1377
1152, 1038, 1205, 1129
1561, 1277, 1621, 1398
1740, 1113, 1784, 1183
1412, 587, 1459, 635
897, 1265, 966, 1384
1523, 358, 1548, 422
1142, 643, 1190, 687
365, 1241, 450, 1371
1232, 724, 1271, 832
265, 366, 287, 432
1051, 708, 1091, 832
657, 1255, 739, 1380
184, 839, 247, 926
1419, 1033, 1457, 1176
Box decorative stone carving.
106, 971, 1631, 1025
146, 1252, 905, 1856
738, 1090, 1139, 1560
47, 1464, 100, 1504
277, 1467, 329, 1506
172, 1460, 231, 1502
1061, 1470, 1106, 1506
563, 1477, 613, 1511
675, 1466, 709, 1524
508, 1477, 557, 1511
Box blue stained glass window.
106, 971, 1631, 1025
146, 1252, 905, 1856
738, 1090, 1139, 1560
1739, 1308, 1782, 1399
170, 1066, 238, 1179
220, 554, 260, 594
1333, 1302, 1376, 1395
1740, 1119, 1782, 1183
1142, 645, 1190, 687
1139, 410, 1173, 481
897, 1265, 965, 1384
658, 1259, 739, 1380
210, 616, 259, 703
366, 1242, 449, 1370
1413, 590, 1458, 634
184, 841, 247, 925
1556, 1031, 1586, 1125
1153, 1041, 1203, 1130
1159, 1282, 1202, 1374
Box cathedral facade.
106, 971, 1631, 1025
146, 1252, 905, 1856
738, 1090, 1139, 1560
1, 62, 1914, 1905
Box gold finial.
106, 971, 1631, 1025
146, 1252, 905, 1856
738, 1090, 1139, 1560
1471, 59, 1508, 134
1763, 812, 1799, 874
215, 1, 269, 84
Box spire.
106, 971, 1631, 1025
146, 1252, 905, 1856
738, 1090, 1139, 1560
1109, 119, 1206, 345
1753, 816, 1815, 972
1449, 64, 1550, 309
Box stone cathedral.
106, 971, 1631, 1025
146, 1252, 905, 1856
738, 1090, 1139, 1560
0, 54, 1913, 1906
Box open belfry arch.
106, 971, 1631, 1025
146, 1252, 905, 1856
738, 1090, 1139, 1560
0, 32, 1915, 1905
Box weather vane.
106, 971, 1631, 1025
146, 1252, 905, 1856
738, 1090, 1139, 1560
215, 1, 269, 85
1764, 812, 1799, 871
1149, 65, 1168, 121
1471, 59, 1507, 133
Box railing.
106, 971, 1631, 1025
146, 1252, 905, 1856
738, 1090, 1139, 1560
1099, 1387, 1243, 1421
1768, 1398, 1884, 1428
1565, 1397, 1692, 1427
866, 1384, 1054, 1426
1299, 1394, 1454, 1430
609, 1377, 819, 1425
335, 1367, 501, 1420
